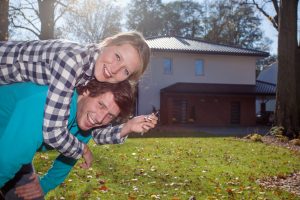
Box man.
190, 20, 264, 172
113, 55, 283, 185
0, 80, 157, 199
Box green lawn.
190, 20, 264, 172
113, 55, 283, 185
34, 137, 300, 200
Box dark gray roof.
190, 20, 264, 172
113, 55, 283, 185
256, 80, 276, 95
161, 81, 275, 96
257, 62, 278, 84
146, 36, 269, 57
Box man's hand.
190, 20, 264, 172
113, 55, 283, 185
15, 173, 44, 200
80, 144, 93, 169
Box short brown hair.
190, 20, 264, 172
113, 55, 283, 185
77, 79, 135, 121
100, 31, 150, 81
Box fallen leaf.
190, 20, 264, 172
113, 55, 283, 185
99, 185, 109, 192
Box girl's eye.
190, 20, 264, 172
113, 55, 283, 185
124, 69, 130, 76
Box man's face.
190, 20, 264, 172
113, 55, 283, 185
76, 91, 121, 131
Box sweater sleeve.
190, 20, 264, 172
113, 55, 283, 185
92, 124, 127, 145
42, 51, 85, 159
40, 130, 91, 194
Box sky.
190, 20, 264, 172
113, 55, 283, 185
260, 17, 278, 55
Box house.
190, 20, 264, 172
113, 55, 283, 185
256, 62, 278, 124
138, 36, 274, 126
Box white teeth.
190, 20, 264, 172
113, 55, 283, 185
87, 113, 96, 125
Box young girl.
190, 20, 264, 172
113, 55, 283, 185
0, 31, 150, 167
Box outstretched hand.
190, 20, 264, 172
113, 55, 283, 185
15, 173, 43, 200
120, 113, 158, 137
80, 144, 93, 169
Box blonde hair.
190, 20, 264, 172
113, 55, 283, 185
100, 31, 150, 81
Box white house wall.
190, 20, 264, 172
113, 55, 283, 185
138, 52, 259, 115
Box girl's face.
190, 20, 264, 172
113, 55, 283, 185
94, 44, 141, 83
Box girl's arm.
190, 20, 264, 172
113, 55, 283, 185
42, 51, 85, 159
92, 114, 158, 144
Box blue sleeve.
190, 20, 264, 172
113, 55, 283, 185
40, 130, 91, 194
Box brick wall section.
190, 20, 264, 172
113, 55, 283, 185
160, 93, 256, 126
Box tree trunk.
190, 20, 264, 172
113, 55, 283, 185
295, 38, 300, 135
38, 0, 55, 39
276, 0, 300, 135
0, 0, 9, 40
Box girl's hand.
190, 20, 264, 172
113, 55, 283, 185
120, 113, 158, 137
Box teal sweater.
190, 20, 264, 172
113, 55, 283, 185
0, 82, 91, 194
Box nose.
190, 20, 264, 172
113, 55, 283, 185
110, 62, 123, 75
94, 111, 106, 125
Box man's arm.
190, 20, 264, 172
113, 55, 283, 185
10, 138, 89, 199
33, 129, 91, 195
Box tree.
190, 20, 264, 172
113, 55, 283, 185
247, 0, 300, 137
276, 0, 300, 136
61, 0, 122, 43
204, 0, 267, 50
9, 0, 75, 40
38, 0, 55, 39
126, 0, 163, 37
162, 0, 204, 37
0, 0, 9, 40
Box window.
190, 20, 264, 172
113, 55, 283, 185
195, 59, 204, 76
163, 58, 172, 74
230, 101, 240, 124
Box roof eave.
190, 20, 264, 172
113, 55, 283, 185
161, 90, 275, 96
151, 48, 269, 57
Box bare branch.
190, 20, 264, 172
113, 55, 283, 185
54, 9, 67, 24
271, 0, 279, 15
242, 0, 278, 30
10, 18, 40, 37
24, 0, 39, 16
10, 6, 40, 33
55, 0, 68, 8
54, 0, 79, 23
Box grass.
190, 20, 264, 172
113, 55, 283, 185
33, 136, 300, 200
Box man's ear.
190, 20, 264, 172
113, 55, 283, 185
82, 89, 90, 96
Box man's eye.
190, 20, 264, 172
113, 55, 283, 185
115, 54, 120, 61
107, 114, 114, 120
98, 102, 104, 108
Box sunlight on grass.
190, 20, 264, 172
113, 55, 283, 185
33, 137, 300, 200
